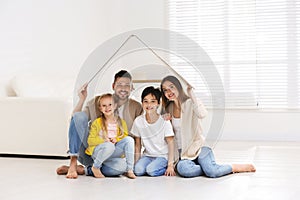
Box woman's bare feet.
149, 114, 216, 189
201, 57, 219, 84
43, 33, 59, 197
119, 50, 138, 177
92, 166, 105, 178
56, 165, 85, 175
124, 170, 136, 179
232, 164, 256, 173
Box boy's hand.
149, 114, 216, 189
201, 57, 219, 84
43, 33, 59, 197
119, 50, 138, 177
165, 165, 176, 176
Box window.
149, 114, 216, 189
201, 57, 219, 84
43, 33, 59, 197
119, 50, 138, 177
168, 0, 300, 109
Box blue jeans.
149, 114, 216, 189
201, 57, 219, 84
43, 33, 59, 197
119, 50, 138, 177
134, 156, 168, 177
92, 137, 134, 172
86, 158, 127, 177
176, 146, 232, 178
68, 112, 127, 176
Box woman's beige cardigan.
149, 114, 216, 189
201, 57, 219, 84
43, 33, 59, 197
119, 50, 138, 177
172, 98, 208, 161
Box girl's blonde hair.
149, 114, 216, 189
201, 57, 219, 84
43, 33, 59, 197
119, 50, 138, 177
97, 93, 124, 139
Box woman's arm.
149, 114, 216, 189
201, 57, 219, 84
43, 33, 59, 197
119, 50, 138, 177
165, 136, 176, 176
187, 86, 208, 119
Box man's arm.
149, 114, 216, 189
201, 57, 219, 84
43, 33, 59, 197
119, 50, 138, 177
72, 83, 88, 115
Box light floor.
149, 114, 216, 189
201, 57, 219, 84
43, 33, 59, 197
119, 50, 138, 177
1, 141, 300, 200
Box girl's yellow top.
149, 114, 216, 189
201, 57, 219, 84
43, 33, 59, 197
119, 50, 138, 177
85, 118, 128, 155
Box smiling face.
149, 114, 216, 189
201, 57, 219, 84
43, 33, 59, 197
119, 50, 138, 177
142, 94, 159, 114
98, 96, 117, 117
112, 77, 132, 101
161, 80, 179, 101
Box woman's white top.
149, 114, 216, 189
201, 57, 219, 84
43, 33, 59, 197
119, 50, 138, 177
171, 117, 182, 150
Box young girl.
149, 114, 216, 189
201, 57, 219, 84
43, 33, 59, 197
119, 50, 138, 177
160, 75, 256, 178
131, 86, 176, 177
85, 93, 136, 179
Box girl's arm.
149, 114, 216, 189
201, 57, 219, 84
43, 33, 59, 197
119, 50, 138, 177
87, 120, 103, 146
117, 120, 128, 142
134, 137, 142, 163
165, 136, 176, 176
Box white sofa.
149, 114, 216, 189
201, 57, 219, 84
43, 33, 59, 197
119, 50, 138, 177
0, 73, 75, 157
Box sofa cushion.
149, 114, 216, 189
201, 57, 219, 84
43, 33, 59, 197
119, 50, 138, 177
11, 73, 75, 100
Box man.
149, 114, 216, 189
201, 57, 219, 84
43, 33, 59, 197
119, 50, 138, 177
56, 70, 143, 178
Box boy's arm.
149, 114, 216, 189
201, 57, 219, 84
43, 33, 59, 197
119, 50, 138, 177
134, 137, 142, 163
165, 136, 176, 176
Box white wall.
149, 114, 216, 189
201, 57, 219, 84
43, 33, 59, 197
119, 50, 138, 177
1, 0, 299, 142
0, 0, 166, 85
202, 109, 300, 142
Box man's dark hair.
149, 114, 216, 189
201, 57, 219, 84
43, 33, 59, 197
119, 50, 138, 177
141, 86, 162, 104
114, 70, 132, 83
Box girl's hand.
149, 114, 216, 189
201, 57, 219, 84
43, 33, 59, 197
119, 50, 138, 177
109, 138, 117, 144
165, 165, 176, 176
162, 113, 172, 121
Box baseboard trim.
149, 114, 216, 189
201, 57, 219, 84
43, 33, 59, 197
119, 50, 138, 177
0, 154, 69, 160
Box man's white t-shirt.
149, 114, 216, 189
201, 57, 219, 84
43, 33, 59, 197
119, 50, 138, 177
118, 104, 124, 119
131, 114, 174, 159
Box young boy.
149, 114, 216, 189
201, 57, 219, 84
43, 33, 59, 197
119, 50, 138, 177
131, 86, 176, 177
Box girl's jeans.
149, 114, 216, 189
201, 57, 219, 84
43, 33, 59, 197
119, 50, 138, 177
176, 146, 232, 178
92, 137, 135, 171
134, 156, 168, 177
68, 112, 127, 176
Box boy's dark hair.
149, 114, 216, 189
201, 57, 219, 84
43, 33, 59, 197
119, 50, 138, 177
141, 86, 162, 104
114, 70, 132, 83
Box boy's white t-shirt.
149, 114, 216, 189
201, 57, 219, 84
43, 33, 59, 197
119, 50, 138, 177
131, 114, 174, 159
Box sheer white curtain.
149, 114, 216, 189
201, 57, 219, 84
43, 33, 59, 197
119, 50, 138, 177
168, 0, 300, 109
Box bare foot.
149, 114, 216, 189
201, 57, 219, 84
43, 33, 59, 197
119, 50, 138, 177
232, 164, 256, 173
124, 170, 136, 179
66, 164, 78, 179
56, 165, 85, 175
65, 156, 82, 179
92, 166, 105, 178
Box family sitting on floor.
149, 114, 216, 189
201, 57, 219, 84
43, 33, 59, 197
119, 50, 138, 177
56, 70, 256, 179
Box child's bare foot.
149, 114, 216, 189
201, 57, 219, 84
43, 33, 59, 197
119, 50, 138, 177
92, 166, 105, 178
124, 170, 136, 179
232, 164, 256, 173
56, 165, 85, 175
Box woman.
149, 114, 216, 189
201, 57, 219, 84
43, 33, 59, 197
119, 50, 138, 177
160, 75, 256, 178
